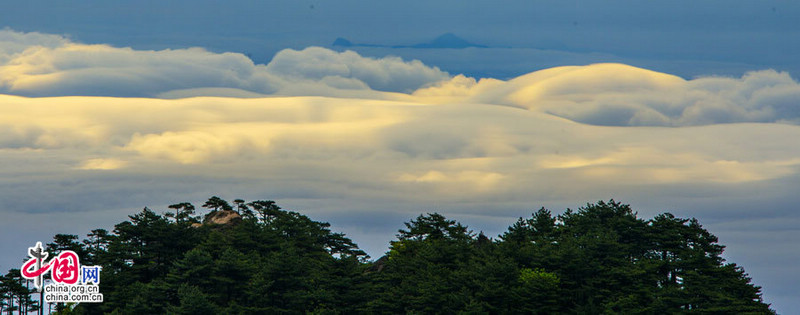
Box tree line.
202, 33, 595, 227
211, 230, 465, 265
1, 197, 774, 314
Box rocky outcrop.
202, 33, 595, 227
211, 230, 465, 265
364, 255, 389, 273
202, 210, 242, 226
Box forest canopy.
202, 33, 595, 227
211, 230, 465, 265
2, 198, 774, 314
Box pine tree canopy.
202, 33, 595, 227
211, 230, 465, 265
2, 198, 775, 314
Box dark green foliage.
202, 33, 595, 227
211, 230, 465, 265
202, 196, 233, 212
0, 269, 38, 314
497, 200, 773, 314
166, 202, 200, 224
54, 197, 369, 314
168, 284, 219, 315
10, 198, 772, 314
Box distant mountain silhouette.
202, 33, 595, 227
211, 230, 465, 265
332, 33, 488, 49
410, 33, 487, 49
332, 37, 354, 47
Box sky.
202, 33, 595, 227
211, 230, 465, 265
1, 0, 799, 313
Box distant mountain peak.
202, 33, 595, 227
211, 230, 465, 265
413, 33, 487, 49
331, 33, 487, 49
432, 33, 469, 45
332, 37, 353, 47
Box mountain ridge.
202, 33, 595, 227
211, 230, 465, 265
333, 33, 488, 49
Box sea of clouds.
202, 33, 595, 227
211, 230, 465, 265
3, 29, 800, 127
1, 29, 799, 311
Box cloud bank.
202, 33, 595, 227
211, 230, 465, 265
415, 64, 800, 126
4, 29, 799, 128
0, 29, 449, 98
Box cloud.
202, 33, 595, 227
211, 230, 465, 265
265, 47, 450, 93
77, 158, 128, 170
0, 29, 450, 98
415, 63, 800, 126
0, 41, 276, 97
1, 31, 799, 217
5, 28, 799, 128
0, 28, 70, 59
397, 170, 506, 193
4, 93, 798, 187
125, 131, 259, 164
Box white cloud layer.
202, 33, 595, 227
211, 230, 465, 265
5, 29, 799, 127
2, 92, 799, 204
265, 47, 450, 93
0, 29, 449, 98
415, 64, 800, 126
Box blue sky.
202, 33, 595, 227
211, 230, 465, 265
1, 1, 799, 313
4, 0, 799, 78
